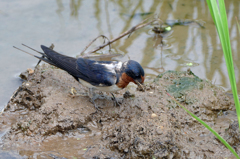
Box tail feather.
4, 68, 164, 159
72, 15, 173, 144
14, 44, 80, 80
22, 44, 45, 56
13, 45, 61, 67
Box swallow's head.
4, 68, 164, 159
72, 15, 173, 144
117, 60, 145, 89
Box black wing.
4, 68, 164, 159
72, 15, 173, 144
76, 58, 117, 87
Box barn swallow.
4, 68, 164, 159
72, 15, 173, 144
13, 44, 145, 110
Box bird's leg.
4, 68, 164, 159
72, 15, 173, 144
88, 88, 102, 112
111, 93, 121, 106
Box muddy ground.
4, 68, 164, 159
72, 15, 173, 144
0, 64, 240, 159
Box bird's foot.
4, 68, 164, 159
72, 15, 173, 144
90, 98, 102, 113
111, 93, 122, 106
113, 98, 122, 107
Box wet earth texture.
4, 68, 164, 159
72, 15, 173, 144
0, 64, 239, 158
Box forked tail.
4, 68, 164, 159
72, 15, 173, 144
13, 44, 79, 80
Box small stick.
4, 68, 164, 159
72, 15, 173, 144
82, 17, 158, 56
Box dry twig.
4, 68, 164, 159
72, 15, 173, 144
81, 17, 158, 57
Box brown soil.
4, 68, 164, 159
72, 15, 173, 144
0, 64, 239, 159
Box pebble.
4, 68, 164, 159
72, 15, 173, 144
151, 113, 158, 118
156, 128, 163, 135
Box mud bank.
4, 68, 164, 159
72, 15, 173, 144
0, 64, 239, 158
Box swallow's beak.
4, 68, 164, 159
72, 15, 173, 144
135, 80, 145, 91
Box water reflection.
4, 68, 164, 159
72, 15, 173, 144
56, 0, 64, 16
56, 0, 82, 18
27, 0, 240, 93
70, 0, 81, 17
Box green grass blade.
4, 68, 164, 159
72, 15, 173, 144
206, 0, 215, 24
219, 0, 232, 57
206, 0, 240, 132
167, 92, 240, 159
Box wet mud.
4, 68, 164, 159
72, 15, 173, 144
0, 64, 239, 158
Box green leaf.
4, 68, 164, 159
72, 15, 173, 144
204, 0, 240, 157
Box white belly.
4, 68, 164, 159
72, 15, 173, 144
79, 79, 122, 92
